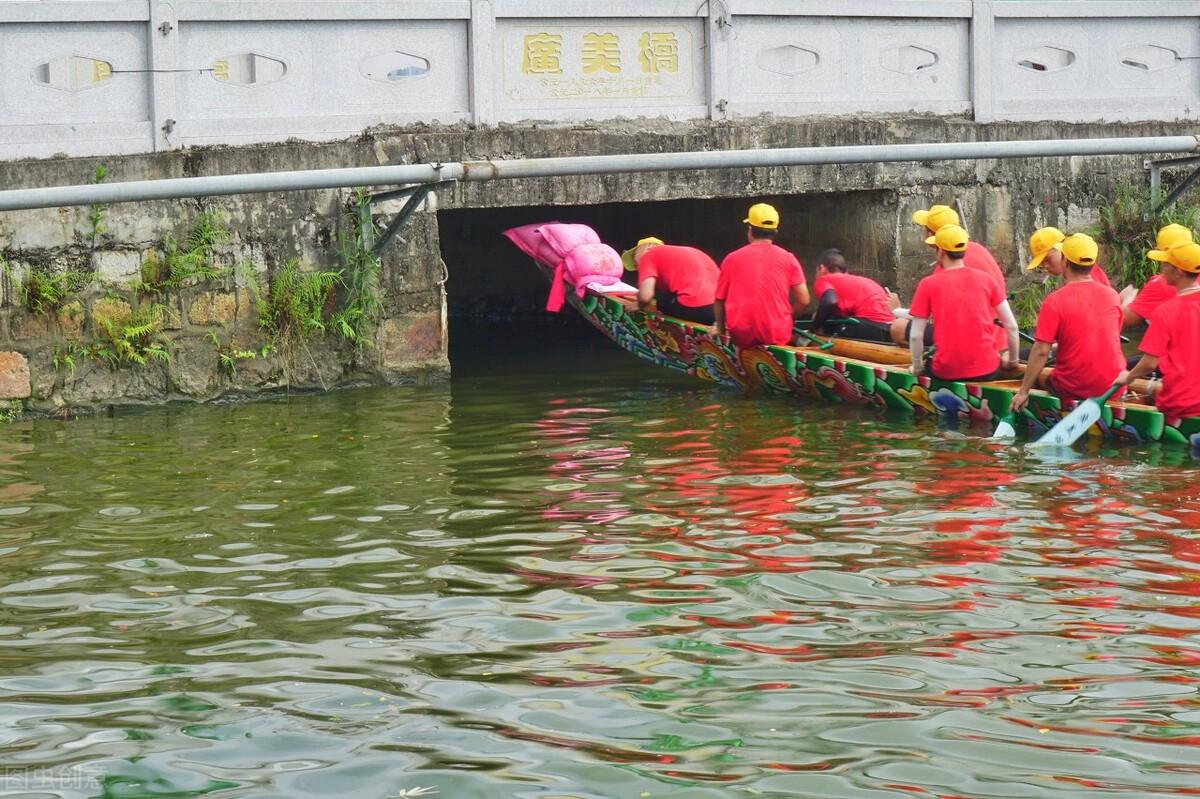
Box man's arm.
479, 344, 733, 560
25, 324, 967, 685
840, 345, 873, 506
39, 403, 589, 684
909, 317, 928, 374
1122, 306, 1145, 328
1009, 340, 1052, 412
713, 299, 725, 336
996, 300, 1020, 369
1115, 354, 1161, 386
791, 282, 811, 314
636, 277, 656, 312
810, 289, 839, 333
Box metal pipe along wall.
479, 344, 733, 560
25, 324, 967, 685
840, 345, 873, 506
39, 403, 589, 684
0, 135, 1196, 212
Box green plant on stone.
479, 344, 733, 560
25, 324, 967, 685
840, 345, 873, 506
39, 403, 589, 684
92, 302, 171, 366
250, 258, 342, 346
52, 342, 79, 373
1091, 182, 1200, 290
16, 267, 91, 316
137, 210, 232, 293
89, 163, 108, 248
0, 400, 20, 423
334, 189, 384, 349
53, 340, 122, 373
205, 330, 258, 377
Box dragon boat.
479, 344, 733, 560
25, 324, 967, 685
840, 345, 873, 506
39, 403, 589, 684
534, 261, 1200, 447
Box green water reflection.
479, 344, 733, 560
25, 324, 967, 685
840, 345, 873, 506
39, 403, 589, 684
1, 320, 1199, 798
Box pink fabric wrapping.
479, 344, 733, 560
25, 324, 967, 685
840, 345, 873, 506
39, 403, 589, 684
546, 263, 568, 312
562, 243, 623, 297
504, 222, 617, 311
538, 224, 600, 258
502, 223, 561, 267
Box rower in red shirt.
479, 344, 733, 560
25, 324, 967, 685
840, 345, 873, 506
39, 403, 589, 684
910, 205, 1009, 357
908, 224, 1020, 382
622, 236, 719, 324
1010, 233, 1125, 412
1122, 223, 1190, 328
1025, 226, 1115, 288
809, 248, 895, 342
1116, 240, 1200, 420
914, 205, 1007, 288
714, 203, 810, 347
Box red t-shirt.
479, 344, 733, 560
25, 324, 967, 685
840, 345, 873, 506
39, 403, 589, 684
1034, 280, 1124, 402
1128, 274, 1178, 322
1140, 291, 1200, 420
1092, 264, 1112, 288
637, 245, 719, 307
812, 272, 893, 324
935, 242, 1007, 350
716, 242, 806, 347
963, 241, 1006, 290
910, 266, 1004, 379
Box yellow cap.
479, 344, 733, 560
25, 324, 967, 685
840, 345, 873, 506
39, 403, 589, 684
912, 204, 960, 233
1148, 240, 1200, 273
620, 236, 664, 271
743, 203, 780, 230
1061, 233, 1098, 267
924, 223, 970, 253
1156, 223, 1193, 250
1026, 226, 1065, 271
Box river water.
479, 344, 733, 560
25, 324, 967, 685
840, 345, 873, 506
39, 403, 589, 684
1, 317, 1199, 799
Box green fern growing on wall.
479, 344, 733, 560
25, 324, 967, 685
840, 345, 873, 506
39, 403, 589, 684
333, 189, 384, 350
250, 258, 342, 346
137, 210, 232, 293
5, 258, 92, 316
92, 302, 171, 366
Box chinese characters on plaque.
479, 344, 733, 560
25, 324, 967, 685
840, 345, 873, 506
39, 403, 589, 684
504, 25, 695, 103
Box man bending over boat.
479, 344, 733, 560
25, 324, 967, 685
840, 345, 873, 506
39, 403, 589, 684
714, 203, 810, 347
908, 224, 1020, 382
1009, 233, 1124, 413
1114, 240, 1200, 420
809, 248, 896, 342
622, 236, 719, 324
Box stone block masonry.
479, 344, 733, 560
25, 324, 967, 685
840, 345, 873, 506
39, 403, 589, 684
0, 115, 1189, 415
0, 176, 449, 416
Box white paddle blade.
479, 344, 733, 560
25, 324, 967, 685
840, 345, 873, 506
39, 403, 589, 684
1030, 400, 1101, 448
991, 418, 1016, 439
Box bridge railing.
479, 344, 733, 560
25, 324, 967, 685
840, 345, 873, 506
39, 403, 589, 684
0, 0, 1196, 160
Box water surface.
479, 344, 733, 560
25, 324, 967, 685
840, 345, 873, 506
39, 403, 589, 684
1, 318, 1199, 798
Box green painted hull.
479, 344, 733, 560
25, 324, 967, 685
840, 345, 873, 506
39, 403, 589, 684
564, 285, 1200, 447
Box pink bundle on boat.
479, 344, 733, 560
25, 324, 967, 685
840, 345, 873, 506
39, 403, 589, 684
503, 222, 626, 312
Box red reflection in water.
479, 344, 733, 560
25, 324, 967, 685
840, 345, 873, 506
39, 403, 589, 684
511, 396, 1200, 790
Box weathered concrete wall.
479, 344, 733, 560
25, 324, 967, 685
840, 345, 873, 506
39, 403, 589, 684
0, 115, 1187, 413
0, 160, 449, 415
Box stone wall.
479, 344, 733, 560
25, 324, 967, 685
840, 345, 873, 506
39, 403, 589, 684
0, 115, 1188, 413
0, 175, 448, 416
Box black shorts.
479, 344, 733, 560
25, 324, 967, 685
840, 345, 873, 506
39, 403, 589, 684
820, 319, 893, 343
657, 292, 715, 325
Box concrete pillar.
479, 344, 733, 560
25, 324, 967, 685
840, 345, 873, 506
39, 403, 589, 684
469, 0, 497, 127
971, 0, 996, 123
149, 1, 180, 151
